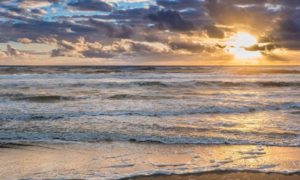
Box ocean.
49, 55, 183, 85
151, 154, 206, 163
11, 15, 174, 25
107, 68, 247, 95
0, 66, 300, 179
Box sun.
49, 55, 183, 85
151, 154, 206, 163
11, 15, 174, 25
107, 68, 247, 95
225, 32, 262, 61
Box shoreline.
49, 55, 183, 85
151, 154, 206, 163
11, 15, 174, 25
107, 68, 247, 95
1, 142, 300, 179
126, 171, 300, 180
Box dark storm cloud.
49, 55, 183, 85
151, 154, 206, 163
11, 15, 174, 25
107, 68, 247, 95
107, 6, 159, 23
0, 5, 26, 14
157, 0, 203, 10
147, 10, 195, 31
271, 5, 300, 50
48, 0, 60, 3
204, 0, 263, 25
279, 18, 300, 33
169, 41, 214, 53
81, 50, 114, 58
278, 0, 300, 7
68, 0, 113, 12
88, 19, 134, 39
0, 19, 97, 42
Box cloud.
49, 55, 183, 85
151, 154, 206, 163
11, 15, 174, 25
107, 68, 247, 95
157, 0, 203, 10
269, 11, 300, 50
17, 38, 33, 44
169, 41, 212, 53
246, 43, 277, 52
88, 19, 134, 38
19, 0, 52, 9
0, 0, 300, 64
0, 51, 8, 58
51, 37, 173, 58
5, 45, 25, 56
0, 44, 49, 58
148, 10, 195, 31
205, 25, 225, 39
68, 0, 113, 12
0, 16, 97, 42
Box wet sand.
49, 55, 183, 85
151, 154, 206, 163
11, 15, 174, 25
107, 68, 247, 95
130, 172, 300, 180
0, 142, 300, 179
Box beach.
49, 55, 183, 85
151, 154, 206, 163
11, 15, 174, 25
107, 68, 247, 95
1, 142, 300, 179
0, 66, 300, 179
132, 172, 300, 180
1, 0, 300, 178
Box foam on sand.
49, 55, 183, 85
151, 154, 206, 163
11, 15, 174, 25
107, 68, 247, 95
130, 171, 300, 180
0, 142, 300, 179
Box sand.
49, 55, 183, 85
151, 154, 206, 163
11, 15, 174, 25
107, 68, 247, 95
0, 142, 300, 179
130, 172, 300, 180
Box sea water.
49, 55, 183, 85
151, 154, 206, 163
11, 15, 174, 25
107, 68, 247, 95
0, 66, 300, 179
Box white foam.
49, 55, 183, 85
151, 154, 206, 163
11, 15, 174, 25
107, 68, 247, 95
1, 142, 300, 179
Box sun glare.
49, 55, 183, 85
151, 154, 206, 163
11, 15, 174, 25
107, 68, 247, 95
226, 32, 262, 61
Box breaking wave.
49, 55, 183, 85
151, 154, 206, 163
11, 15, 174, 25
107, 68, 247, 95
1, 131, 299, 146
1, 66, 300, 75
1, 102, 299, 121
133, 81, 300, 88
0, 93, 78, 103
64, 81, 300, 89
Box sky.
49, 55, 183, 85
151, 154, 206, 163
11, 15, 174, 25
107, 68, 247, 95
0, 0, 300, 65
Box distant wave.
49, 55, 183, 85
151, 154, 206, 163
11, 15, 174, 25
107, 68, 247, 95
195, 81, 300, 88
15, 95, 78, 102
1, 131, 299, 147
108, 94, 173, 100
63, 80, 300, 89
133, 81, 169, 87
1, 66, 300, 75
236, 69, 300, 75
1, 102, 300, 121
0, 66, 213, 75
150, 81, 300, 88
0, 93, 78, 103
32, 81, 300, 89
133, 81, 300, 88
1, 80, 300, 90
0, 66, 120, 74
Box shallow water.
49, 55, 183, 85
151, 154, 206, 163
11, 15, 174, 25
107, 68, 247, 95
0, 66, 299, 146
0, 66, 300, 179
